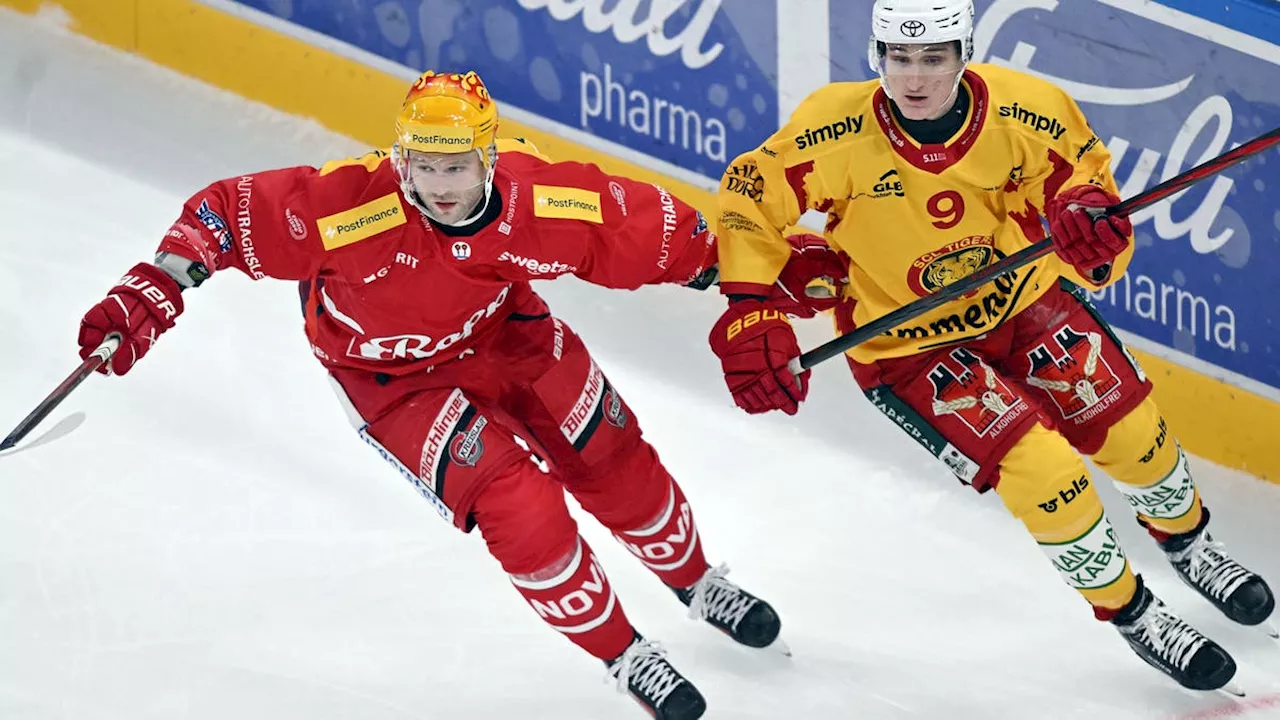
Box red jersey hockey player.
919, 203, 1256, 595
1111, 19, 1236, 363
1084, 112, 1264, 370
75, 70, 792, 719
708, 0, 1274, 695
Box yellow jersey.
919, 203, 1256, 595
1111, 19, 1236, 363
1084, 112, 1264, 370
716, 64, 1133, 363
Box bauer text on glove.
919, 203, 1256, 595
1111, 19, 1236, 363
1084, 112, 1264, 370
78, 262, 185, 376
708, 300, 809, 415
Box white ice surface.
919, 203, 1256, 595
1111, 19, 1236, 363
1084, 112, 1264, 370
1, 8, 1278, 720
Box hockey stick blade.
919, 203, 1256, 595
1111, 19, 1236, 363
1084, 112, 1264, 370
789, 124, 1280, 372
1, 333, 119, 452
0, 411, 86, 458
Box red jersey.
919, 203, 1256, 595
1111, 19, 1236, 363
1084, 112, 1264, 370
156, 140, 715, 375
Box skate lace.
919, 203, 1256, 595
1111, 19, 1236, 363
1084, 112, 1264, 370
686, 563, 757, 631
606, 640, 683, 708
1126, 601, 1205, 671
1183, 533, 1252, 602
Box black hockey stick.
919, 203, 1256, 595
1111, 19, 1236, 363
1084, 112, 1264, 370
0, 333, 120, 453
789, 124, 1280, 372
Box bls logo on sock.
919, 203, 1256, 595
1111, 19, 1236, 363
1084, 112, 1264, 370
1138, 417, 1169, 464
1039, 475, 1090, 513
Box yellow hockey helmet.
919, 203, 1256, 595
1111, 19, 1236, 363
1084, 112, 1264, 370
394, 70, 499, 165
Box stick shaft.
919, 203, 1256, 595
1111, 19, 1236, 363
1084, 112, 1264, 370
0, 334, 119, 451
791, 125, 1280, 372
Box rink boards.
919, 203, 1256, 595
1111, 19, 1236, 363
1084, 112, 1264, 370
7, 0, 1280, 483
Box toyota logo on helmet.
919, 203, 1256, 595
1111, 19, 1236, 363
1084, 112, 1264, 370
900, 20, 927, 37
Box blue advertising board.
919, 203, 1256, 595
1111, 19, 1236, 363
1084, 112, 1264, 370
233, 0, 778, 179
230, 0, 1279, 393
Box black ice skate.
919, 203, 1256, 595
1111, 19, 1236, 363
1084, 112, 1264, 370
606, 633, 706, 720
674, 564, 788, 654
1111, 575, 1241, 695
1159, 510, 1277, 636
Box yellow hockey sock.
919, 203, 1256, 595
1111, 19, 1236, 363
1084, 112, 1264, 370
1091, 398, 1202, 536
997, 423, 1137, 612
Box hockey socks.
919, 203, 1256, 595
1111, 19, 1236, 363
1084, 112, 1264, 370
614, 480, 708, 591
509, 536, 636, 661
996, 425, 1138, 614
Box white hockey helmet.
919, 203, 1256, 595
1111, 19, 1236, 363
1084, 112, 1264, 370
866, 0, 976, 75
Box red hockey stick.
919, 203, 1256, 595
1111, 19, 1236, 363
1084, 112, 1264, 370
0, 333, 120, 453
790, 124, 1280, 373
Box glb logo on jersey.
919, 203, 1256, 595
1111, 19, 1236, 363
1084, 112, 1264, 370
317, 193, 406, 250
533, 185, 604, 223
928, 347, 1025, 438
871, 169, 904, 198
1025, 325, 1122, 424
907, 236, 996, 297
452, 241, 472, 260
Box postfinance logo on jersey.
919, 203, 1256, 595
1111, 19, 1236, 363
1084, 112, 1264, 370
533, 185, 604, 223
318, 194, 407, 250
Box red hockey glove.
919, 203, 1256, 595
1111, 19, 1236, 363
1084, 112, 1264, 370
709, 299, 809, 415
78, 263, 185, 376
769, 233, 848, 318
1046, 185, 1131, 275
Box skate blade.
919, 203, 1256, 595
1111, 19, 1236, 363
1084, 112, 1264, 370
765, 636, 792, 657
1217, 680, 1246, 698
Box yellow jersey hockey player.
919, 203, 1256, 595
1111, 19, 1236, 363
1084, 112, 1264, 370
707, 0, 1274, 695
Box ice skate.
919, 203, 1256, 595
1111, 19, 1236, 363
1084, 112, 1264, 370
675, 564, 788, 655
1111, 576, 1241, 695
1160, 511, 1276, 637
606, 633, 706, 720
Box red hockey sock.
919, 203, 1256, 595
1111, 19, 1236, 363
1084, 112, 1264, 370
614, 480, 708, 590
509, 536, 635, 661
